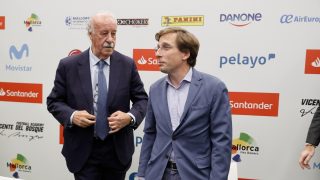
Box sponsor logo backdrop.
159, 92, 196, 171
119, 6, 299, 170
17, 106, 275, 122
0, 0, 320, 180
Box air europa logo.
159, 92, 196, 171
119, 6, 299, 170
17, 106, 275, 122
161, 15, 204, 26
280, 14, 320, 24
229, 92, 279, 116
305, 49, 320, 74
133, 49, 159, 71
0, 82, 42, 103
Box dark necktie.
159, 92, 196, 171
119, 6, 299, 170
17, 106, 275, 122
96, 60, 109, 140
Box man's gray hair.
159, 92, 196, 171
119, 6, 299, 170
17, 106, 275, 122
87, 11, 117, 34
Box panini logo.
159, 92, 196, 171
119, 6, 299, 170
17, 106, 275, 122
0, 16, 5, 30
117, 19, 149, 26
133, 49, 159, 71
161, 15, 204, 26
0, 82, 42, 103
229, 92, 279, 116
305, 49, 320, 74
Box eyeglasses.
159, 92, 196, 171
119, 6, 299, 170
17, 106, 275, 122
154, 44, 174, 52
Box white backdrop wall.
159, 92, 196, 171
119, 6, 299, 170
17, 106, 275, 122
1, 0, 320, 179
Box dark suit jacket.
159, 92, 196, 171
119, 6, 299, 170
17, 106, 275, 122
47, 49, 148, 173
306, 106, 320, 146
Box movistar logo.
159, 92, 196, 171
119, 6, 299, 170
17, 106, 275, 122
9, 44, 29, 60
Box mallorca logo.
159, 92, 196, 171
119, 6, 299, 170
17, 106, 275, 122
24, 13, 42, 32
7, 154, 31, 178
232, 132, 259, 162
133, 49, 159, 71
305, 49, 320, 74
220, 13, 262, 27
161, 15, 204, 26
0, 16, 5, 30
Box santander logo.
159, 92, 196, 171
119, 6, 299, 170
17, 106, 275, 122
229, 92, 279, 116
133, 49, 159, 71
305, 49, 320, 74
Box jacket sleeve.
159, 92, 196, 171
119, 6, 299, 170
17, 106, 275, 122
209, 81, 232, 180
306, 106, 320, 146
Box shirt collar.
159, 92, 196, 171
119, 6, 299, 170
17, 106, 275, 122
89, 47, 110, 67
166, 67, 193, 88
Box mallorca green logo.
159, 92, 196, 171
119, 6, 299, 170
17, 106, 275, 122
24, 13, 42, 32
232, 132, 259, 162
7, 154, 31, 178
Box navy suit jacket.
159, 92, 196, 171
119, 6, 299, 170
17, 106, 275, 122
47, 49, 148, 173
306, 106, 320, 146
138, 69, 232, 180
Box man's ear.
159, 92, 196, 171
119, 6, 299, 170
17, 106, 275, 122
182, 51, 190, 61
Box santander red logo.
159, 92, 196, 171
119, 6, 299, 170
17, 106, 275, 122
0, 82, 42, 104
133, 49, 159, 71
229, 92, 279, 116
305, 49, 320, 74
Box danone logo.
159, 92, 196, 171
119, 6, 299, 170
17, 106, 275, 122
7, 154, 31, 178
232, 132, 259, 162
0, 82, 42, 103
220, 13, 262, 27
229, 92, 279, 116
133, 49, 159, 71
161, 15, 204, 26
305, 49, 320, 74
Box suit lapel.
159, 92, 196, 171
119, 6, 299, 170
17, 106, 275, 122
107, 52, 120, 105
77, 49, 93, 111
155, 79, 173, 131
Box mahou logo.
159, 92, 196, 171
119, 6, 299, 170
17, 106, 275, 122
0, 82, 42, 103
68, 49, 82, 56
229, 92, 279, 116
305, 49, 320, 74
133, 49, 159, 71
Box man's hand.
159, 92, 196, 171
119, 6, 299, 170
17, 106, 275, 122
108, 111, 131, 134
299, 144, 316, 169
72, 110, 96, 128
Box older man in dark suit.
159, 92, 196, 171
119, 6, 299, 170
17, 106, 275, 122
47, 11, 148, 180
